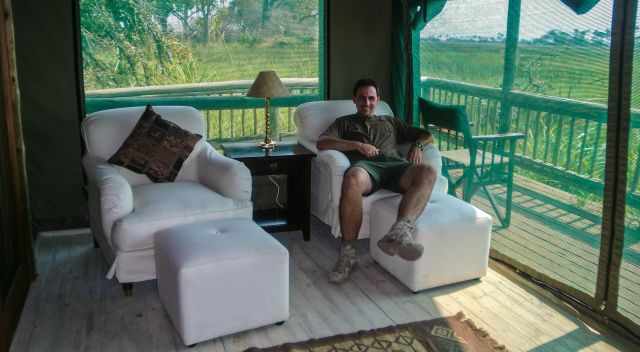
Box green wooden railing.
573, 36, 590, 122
85, 77, 640, 217
85, 78, 320, 143
421, 77, 640, 207
421, 77, 640, 259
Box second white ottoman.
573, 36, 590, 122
155, 218, 289, 346
370, 193, 492, 292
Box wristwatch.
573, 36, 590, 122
413, 141, 425, 151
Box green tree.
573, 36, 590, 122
226, 0, 318, 44
169, 0, 198, 40
81, 0, 199, 89
195, 0, 221, 44
150, 0, 173, 32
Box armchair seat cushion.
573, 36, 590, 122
440, 149, 510, 166
111, 182, 252, 252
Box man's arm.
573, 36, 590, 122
406, 127, 434, 165
409, 127, 434, 146
317, 136, 361, 151
317, 136, 380, 158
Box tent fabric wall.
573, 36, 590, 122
12, 0, 87, 231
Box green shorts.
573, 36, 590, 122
350, 155, 411, 194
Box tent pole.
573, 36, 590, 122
499, 0, 521, 133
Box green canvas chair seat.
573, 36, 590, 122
419, 98, 524, 227
440, 148, 510, 167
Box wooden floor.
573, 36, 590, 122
9, 218, 637, 352
467, 174, 640, 325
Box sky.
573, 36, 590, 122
421, 0, 615, 40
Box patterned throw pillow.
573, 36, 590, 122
108, 105, 202, 182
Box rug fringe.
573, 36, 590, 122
456, 311, 509, 351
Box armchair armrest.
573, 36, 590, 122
82, 155, 107, 184
471, 132, 525, 142
466, 132, 525, 168
397, 143, 443, 172
198, 145, 252, 201
94, 162, 134, 240
316, 149, 351, 176
315, 149, 351, 207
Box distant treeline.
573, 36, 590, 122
424, 28, 614, 46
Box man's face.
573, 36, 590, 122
353, 85, 379, 117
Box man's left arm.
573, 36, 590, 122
394, 118, 433, 164
411, 126, 434, 147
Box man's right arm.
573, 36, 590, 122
317, 136, 380, 157
317, 136, 361, 151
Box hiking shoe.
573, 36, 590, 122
328, 244, 358, 284
377, 219, 424, 261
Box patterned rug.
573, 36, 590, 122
246, 313, 507, 352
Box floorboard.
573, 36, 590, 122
8, 219, 637, 352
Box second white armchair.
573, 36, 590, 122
294, 100, 448, 239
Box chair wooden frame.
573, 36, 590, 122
419, 98, 524, 227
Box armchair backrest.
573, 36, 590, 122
81, 106, 206, 185
294, 100, 393, 152
82, 106, 205, 160
419, 98, 472, 150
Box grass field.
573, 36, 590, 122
87, 39, 631, 109
421, 40, 617, 107
190, 42, 319, 82
187, 39, 632, 108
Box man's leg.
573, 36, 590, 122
339, 167, 373, 241
377, 164, 437, 261
329, 167, 373, 284
397, 164, 437, 221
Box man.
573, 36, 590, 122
317, 78, 437, 284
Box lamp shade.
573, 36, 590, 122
247, 71, 289, 98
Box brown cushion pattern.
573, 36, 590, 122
108, 105, 202, 182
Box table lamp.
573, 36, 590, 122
247, 70, 289, 149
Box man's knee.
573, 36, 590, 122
342, 169, 370, 194
413, 164, 437, 187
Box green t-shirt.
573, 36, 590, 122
319, 113, 430, 163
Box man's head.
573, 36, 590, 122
352, 78, 379, 117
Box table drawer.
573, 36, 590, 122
242, 158, 292, 175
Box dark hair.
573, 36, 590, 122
352, 78, 379, 97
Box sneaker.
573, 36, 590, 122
328, 244, 358, 284
377, 219, 424, 261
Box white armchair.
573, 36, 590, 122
81, 106, 253, 289
294, 100, 448, 239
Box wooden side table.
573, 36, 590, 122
221, 142, 315, 241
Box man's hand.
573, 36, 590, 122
407, 146, 423, 164
357, 142, 380, 158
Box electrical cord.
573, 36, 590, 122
267, 175, 284, 208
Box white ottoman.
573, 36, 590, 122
155, 218, 289, 346
369, 193, 492, 292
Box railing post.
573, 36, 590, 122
499, 0, 521, 133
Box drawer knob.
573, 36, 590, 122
269, 162, 278, 170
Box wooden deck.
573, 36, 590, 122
9, 221, 636, 352
467, 173, 640, 327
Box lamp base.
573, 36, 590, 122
258, 138, 277, 149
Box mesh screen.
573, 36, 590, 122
80, 0, 322, 142
80, 0, 321, 90
420, 0, 616, 298
421, 0, 508, 89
